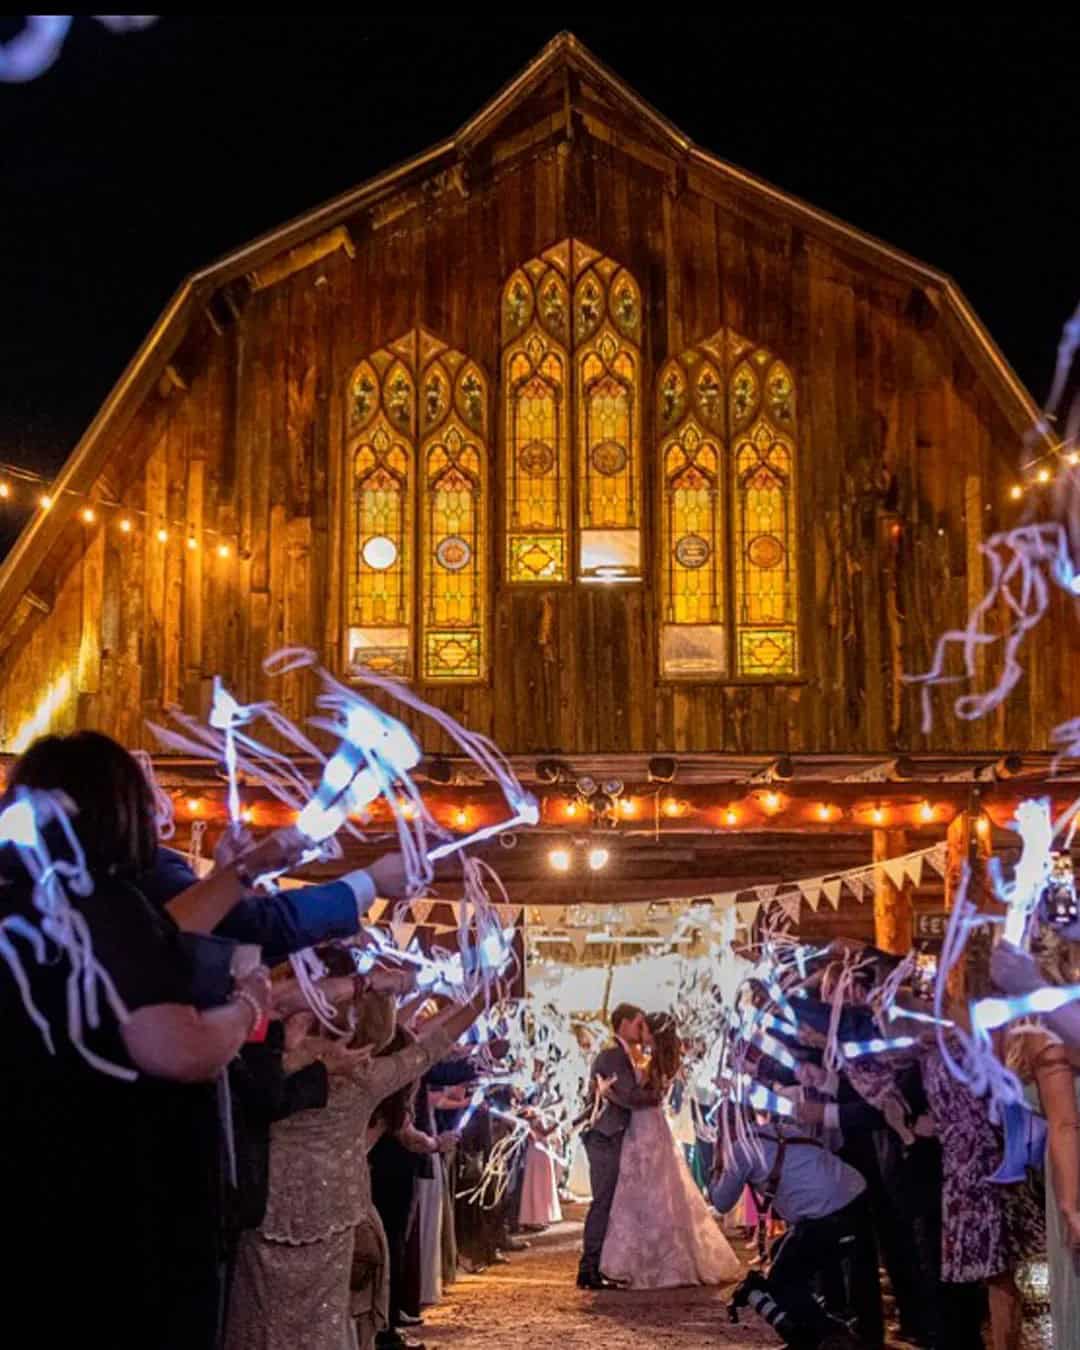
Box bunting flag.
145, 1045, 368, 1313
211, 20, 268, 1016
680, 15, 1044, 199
756, 884, 779, 905
409, 899, 434, 925
569, 930, 588, 960
779, 893, 803, 925
822, 878, 844, 909
903, 854, 926, 888
803, 885, 822, 913
926, 844, 948, 875
737, 900, 762, 925
367, 899, 388, 922
390, 921, 415, 950
883, 857, 909, 891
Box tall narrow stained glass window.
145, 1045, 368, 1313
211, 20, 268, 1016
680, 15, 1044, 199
657, 330, 798, 679
345, 328, 489, 682
502, 240, 643, 583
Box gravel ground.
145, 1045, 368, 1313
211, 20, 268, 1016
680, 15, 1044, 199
421, 1214, 781, 1350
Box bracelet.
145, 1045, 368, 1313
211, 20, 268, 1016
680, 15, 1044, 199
231, 988, 263, 1032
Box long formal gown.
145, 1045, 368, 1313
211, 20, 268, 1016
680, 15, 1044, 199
600, 1106, 743, 1288
519, 1127, 563, 1227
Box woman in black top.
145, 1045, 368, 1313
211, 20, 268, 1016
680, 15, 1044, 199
0, 732, 271, 1350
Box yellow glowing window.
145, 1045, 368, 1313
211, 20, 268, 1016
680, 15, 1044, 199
502, 241, 642, 583
345, 330, 489, 681
658, 335, 798, 679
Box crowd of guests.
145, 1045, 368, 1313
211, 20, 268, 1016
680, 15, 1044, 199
0, 731, 538, 1350
707, 941, 1080, 1350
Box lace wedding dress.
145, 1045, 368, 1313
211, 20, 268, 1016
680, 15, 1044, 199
600, 1106, 743, 1289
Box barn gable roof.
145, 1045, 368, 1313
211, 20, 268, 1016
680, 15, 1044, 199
0, 30, 1041, 631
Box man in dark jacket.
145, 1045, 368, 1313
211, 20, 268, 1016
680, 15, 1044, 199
576, 1002, 657, 1289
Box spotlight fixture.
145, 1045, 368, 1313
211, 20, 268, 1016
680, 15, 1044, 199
499, 832, 518, 850
548, 848, 571, 873
426, 755, 453, 785
588, 847, 610, 871
647, 756, 677, 784
602, 779, 625, 798
535, 759, 563, 784
577, 776, 598, 797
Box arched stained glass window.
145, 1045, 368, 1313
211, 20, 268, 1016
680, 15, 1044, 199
345, 329, 489, 681
420, 352, 488, 681
658, 331, 798, 679
501, 240, 642, 583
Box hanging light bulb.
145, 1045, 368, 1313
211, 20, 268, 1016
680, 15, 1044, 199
763, 791, 781, 814
619, 797, 637, 817
663, 798, 682, 818
588, 847, 610, 871
565, 800, 579, 818
871, 806, 887, 826
80, 507, 95, 524
548, 848, 571, 873
1037, 467, 1052, 484
976, 814, 991, 839
724, 807, 739, 827
156, 527, 168, 543
919, 801, 935, 823
817, 803, 833, 822
1009, 485, 1023, 500
187, 535, 198, 551
217, 543, 230, 558
39, 494, 53, 511
0, 481, 10, 499
454, 807, 469, 828
119, 517, 132, 533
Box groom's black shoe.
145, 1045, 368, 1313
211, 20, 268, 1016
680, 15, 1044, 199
576, 1269, 628, 1290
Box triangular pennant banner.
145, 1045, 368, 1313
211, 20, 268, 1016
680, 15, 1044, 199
367, 899, 388, 923
798, 875, 823, 902
823, 879, 843, 908
569, 930, 588, 960
846, 873, 868, 902
737, 900, 762, 926
779, 893, 802, 924
390, 922, 415, 950
756, 884, 779, 905
926, 844, 948, 876
410, 899, 434, 925
882, 857, 908, 891
495, 904, 519, 927
903, 854, 926, 888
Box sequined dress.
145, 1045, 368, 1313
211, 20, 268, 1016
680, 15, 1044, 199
225, 1028, 454, 1350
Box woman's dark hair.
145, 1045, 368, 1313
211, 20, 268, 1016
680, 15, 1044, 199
371, 1026, 419, 1135
7, 731, 158, 877
645, 1011, 682, 1088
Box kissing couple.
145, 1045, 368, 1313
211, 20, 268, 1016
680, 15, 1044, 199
576, 1003, 743, 1291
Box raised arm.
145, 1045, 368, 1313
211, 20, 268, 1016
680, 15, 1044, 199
1033, 1039, 1080, 1252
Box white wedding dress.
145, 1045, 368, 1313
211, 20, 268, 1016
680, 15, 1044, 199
600, 1106, 743, 1289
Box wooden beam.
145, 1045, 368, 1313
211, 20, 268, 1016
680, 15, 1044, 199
246, 226, 355, 292
872, 828, 913, 954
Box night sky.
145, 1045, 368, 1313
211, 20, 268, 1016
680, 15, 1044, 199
2, 15, 1078, 545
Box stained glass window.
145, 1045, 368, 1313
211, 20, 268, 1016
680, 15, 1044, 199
345, 329, 489, 681
658, 332, 798, 679
502, 241, 642, 583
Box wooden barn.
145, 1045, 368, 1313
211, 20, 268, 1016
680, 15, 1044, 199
0, 33, 1074, 947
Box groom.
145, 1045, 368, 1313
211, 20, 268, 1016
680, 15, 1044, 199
576, 1003, 659, 1290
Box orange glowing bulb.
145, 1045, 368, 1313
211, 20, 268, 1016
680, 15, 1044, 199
40, 494, 53, 511
186, 798, 202, 815
871, 807, 886, 826
764, 791, 781, 813
724, 808, 738, 827
919, 801, 935, 823
81, 507, 95, 524
0, 482, 9, 499
663, 798, 681, 818
240, 807, 254, 825
817, 804, 832, 822
119, 517, 132, 533
156, 528, 168, 543
565, 801, 579, 818
187, 536, 198, 551
619, 797, 637, 817
1037, 467, 1052, 484
217, 543, 230, 558
976, 815, 990, 838
454, 808, 469, 828
1009, 485, 1023, 500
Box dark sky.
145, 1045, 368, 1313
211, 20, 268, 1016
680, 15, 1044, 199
2, 15, 1078, 512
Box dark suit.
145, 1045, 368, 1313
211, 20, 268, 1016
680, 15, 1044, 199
578, 1040, 657, 1278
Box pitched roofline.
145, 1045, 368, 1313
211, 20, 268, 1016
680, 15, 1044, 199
0, 31, 1043, 629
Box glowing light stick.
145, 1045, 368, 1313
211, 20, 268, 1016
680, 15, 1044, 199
1001, 799, 1053, 948
0, 15, 156, 82
457, 1086, 486, 1133
842, 1036, 917, 1059
738, 1075, 796, 1118
426, 797, 540, 862
973, 984, 1080, 1032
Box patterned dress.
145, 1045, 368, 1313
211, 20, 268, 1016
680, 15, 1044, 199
225, 1028, 454, 1350
921, 1042, 1045, 1283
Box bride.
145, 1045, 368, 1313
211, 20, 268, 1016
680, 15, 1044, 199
600, 1012, 743, 1289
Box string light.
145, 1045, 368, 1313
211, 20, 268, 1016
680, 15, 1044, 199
156, 528, 168, 543
401, 800, 418, 822
1009, 485, 1023, 500
454, 807, 469, 828
548, 848, 571, 873
39, 494, 52, 511
187, 535, 198, 551
240, 807, 255, 826
186, 797, 202, 816
724, 807, 739, 827
663, 798, 682, 818
1037, 468, 1052, 484
871, 806, 887, 825
119, 517, 132, 533
1069, 452, 1080, 467
0, 481, 9, 499
763, 791, 781, 814
919, 801, 935, 823
976, 815, 991, 839
565, 801, 579, 818
588, 847, 610, 871
817, 803, 833, 822
619, 797, 637, 817
80, 506, 95, 524
217, 543, 230, 558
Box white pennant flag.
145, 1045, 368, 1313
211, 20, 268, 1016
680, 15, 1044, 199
823, 879, 844, 909
846, 873, 868, 902
779, 893, 802, 925
926, 844, 948, 876
903, 853, 926, 888
803, 886, 822, 912
391, 922, 415, 950
756, 883, 779, 905
737, 900, 762, 926
882, 857, 908, 891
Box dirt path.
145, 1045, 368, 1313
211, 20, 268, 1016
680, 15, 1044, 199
421, 1217, 780, 1350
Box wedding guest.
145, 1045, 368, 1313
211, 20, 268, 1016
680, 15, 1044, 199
713, 1108, 883, 1348
518, 1108, 563, 1230
226, 971, 489, 1350
0, 731, 275, 1350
